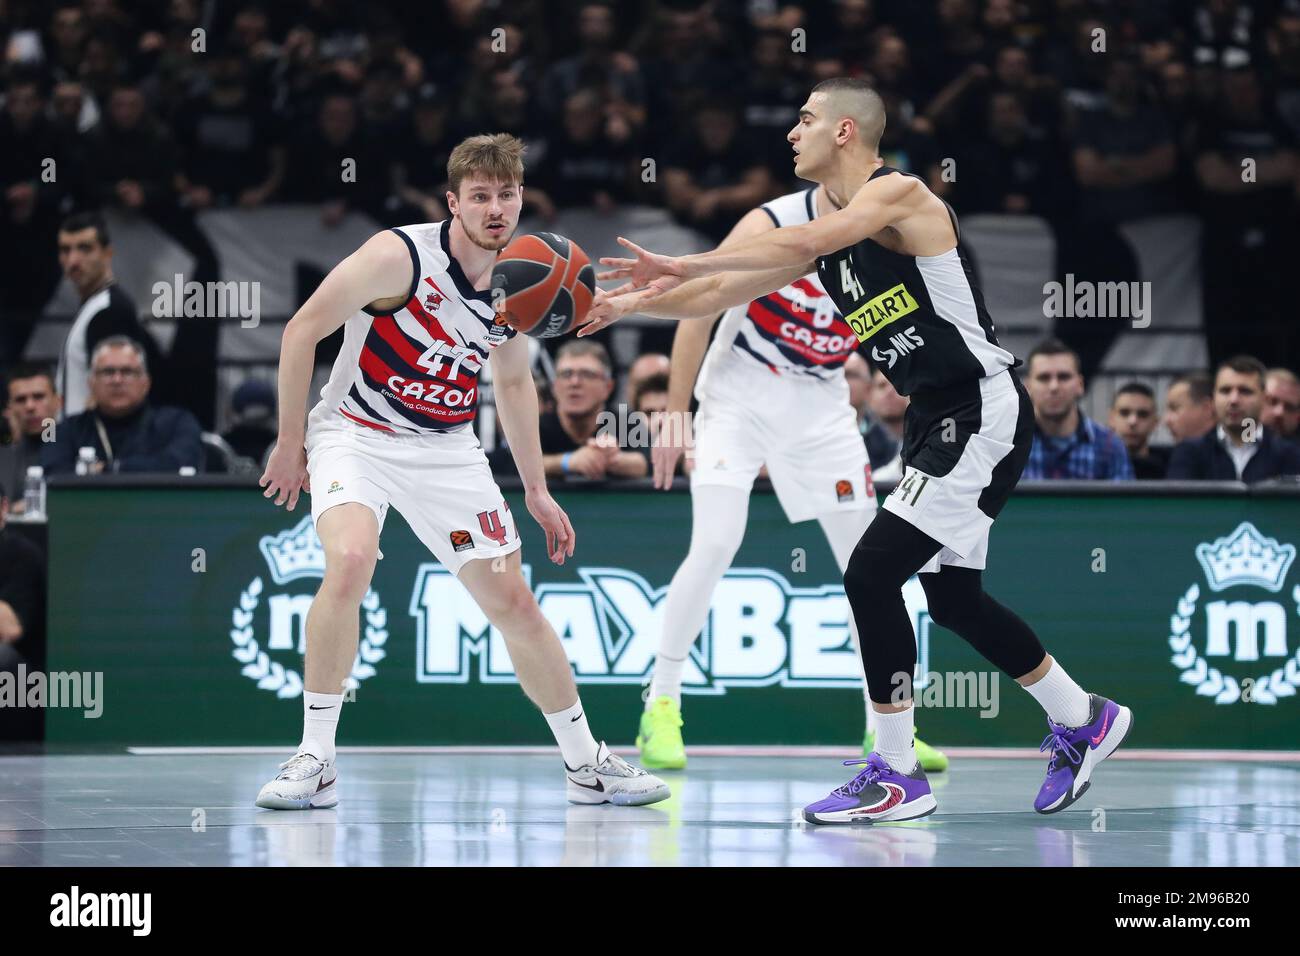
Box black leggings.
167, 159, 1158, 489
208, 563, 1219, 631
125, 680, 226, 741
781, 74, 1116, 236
843, 509, 1047, 703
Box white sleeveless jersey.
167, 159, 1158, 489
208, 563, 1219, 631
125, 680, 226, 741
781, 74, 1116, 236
313, 222, 517, 435
697, 188, 859, 399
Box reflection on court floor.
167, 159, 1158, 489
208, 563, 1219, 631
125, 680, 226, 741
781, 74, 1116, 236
0, 752, 1296, 866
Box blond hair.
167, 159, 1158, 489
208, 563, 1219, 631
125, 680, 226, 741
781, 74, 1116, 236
447, 133, 525, 195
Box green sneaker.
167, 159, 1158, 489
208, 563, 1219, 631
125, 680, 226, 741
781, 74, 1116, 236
863, 730, 950, 773
637, 696, 686, 770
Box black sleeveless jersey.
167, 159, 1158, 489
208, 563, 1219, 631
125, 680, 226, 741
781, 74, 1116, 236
816, 166, 1017, 397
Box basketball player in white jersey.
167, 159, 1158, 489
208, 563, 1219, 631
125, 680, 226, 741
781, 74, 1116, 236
255, 134, 668, 810
634, 186, 947, 773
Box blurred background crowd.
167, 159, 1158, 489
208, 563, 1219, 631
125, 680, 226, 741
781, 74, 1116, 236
1, 0, 1298, 489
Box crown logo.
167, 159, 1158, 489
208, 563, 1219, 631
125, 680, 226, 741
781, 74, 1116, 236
258, 515, 327, 584
1195, 522, 1295, 593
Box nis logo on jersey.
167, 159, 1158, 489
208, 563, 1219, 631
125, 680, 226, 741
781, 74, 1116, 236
838, 263, 925, 368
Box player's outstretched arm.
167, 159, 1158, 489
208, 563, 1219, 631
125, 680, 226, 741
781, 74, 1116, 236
489, 334, 575, 565
601, 173, 921, 288
260, 230, 414, 511
579, 203, 810, 336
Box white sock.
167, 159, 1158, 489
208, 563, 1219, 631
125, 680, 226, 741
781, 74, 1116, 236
545, 700, 601, 769
649, 485, 749, 705
1023, 660, 1091, 727
873, 706, 917, 773
299, 690, 343, 762
649, 654, 687, 708
818, 510, 880, 736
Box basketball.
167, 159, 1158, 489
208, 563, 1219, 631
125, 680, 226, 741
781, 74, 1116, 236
490, 232, 596, 338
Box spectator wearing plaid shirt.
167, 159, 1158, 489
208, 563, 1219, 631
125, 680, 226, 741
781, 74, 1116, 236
1022, 339, 1134, 481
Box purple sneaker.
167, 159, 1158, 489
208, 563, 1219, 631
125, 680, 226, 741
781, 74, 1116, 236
1034, 694, 1133, 814
803, 753, 937, 825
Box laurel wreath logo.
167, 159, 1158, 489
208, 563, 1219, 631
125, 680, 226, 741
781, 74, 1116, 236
1168, 583, 1300, 705
230, 576, 388, 698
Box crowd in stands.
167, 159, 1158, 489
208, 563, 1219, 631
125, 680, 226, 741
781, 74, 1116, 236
3, 0, 1300, 692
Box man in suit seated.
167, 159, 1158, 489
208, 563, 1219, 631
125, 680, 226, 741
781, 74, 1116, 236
41, 336, 202, 474
1167, 356, 1300, 482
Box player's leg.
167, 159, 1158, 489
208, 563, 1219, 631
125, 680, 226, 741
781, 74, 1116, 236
255, 501, 380, 810
458, 551, 670, 806
638, 483, 751, 769
817, 509, 948, 772
803, 509, 944, 824
920, 564, 1132, 813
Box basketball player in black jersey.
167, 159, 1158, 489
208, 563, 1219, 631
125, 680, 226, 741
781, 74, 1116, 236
580, 77, 1133, 824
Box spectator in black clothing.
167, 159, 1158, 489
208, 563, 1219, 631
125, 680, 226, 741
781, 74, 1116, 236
0, 72, 75, 359
390, 91, 453, 224
529, 88, 636, 214
914, 0, 990, 138
539, 2, 647, 137
1272, 8, 1300, 141
638, 5, 740, 145
1195, 65, 1300, 370
283, 92, 387, 227
990, 45, 1062, 137
1108, 382, 1171, 479
0, 364, 61, 513
662, 99, 776, 243
1167, 356, 1300, 482
1070, 57, 1178, 226
1164, 371, 1217, 444
54, 211, 165, 418
742, 28, 807, 181
0, 481, 46, 676
45, 6, 91, 85
540, 340, 645, 480
1263, 368, 1300, 442
358, 62, 410, 145
172, 53, 285, 209
43, 336, 202, 475
222, 378, 277, 465
957, 90, 1056, 215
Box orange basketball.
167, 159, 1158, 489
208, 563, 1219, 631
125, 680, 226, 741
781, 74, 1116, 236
490, 232, 596, 338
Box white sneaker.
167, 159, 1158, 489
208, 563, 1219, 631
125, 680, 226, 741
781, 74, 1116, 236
255, 752, 339, 810
565, 742, 671, 806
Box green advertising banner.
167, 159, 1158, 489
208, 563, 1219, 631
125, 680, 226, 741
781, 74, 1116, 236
44, 480, 1300, 750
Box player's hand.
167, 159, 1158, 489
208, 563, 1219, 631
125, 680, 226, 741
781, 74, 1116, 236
651, 415, 689, 490
526, 489, 576, 565
260, 441, 309, 511
598, 237, 686, 293
576, 287, 636, 337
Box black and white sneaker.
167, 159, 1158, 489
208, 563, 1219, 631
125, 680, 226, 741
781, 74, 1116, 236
565, 743, 671, 806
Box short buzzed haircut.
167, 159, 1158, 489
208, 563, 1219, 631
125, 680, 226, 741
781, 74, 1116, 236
1216, 355, 1267, 387
1266, 367, 1299, 387
1112, 381, 1154, 405
1171, 371, 1212, 403
60, 210, 110, 246
556, 339, 612, 376
5, 362, 56, 392
1027, 337, 1081, 374
811, 77, 886, 152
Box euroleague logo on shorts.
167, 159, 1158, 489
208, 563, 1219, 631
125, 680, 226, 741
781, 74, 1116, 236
1169, 522, 1300, 706
835, 479, 854, 502
228, 516, 388, 698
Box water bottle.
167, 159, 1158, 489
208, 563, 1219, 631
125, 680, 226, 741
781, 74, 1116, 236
76, 446, 98, 476
23, 465, 44, 518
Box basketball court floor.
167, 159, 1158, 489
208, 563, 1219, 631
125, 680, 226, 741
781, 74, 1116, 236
1, 748, 1296, 866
